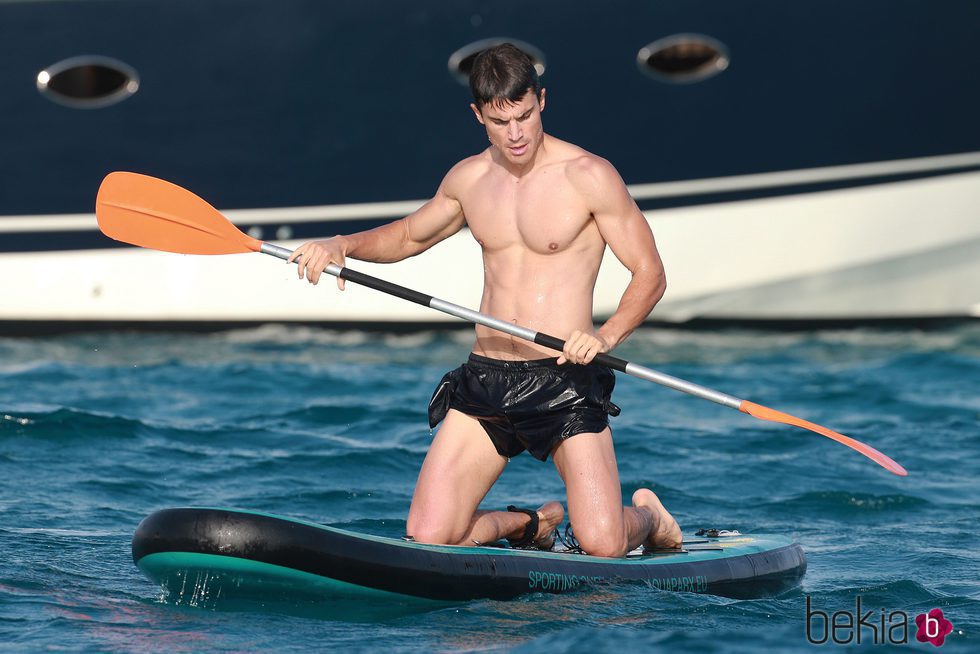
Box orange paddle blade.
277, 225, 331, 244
96, 172, 262, 255
739, 400, 908, 476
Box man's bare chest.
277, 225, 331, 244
462, 178, 593, 255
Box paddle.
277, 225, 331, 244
95, 172, 908, 477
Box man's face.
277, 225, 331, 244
471, 89, 546, 166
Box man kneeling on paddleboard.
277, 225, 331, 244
289, 43, 681, 557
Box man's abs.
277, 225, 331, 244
472, 247, 602, 360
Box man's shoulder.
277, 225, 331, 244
545, 139, 627, 211
448, 150, 493, 178
439, 150, 492, 191
561, 148, 622, 193
539, 135, 614, 179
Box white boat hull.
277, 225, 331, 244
3, 168, 978, 329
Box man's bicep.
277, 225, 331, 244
591, 172, 662, 275
404, 190, 465, 249
599, 208, 662, 276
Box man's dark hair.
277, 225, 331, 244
469, 43, 541, 109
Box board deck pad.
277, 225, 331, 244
133, 508, 806, 605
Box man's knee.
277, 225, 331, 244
406, 516, 462, 546
574, 526, 628, 558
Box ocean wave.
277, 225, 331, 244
773, 490, 928, 514
1, 527, 119, 538
0, 407, 144, 440
620, 324, 980, 371
812, 325, 980, 353
806, 579, 945, 606
221, 324, 371, 345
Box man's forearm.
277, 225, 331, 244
336, 220, 417, 264
596, 267, 666, 348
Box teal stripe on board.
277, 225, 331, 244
139, 552, 426, 603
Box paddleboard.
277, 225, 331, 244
133, 507, 806, 603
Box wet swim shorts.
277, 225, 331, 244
428, 353, 621, 461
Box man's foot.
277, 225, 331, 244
632, 489, 682, 550
506, 501, 564, 550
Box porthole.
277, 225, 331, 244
448, 38, 546, 86
37, 56, 139, 108
637, 34, 729, 83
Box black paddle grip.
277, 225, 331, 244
534, 333, 630, 373
338, 267, 434, 307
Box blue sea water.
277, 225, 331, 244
0, 324, 977, 652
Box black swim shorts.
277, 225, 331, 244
428, 353, 621, 461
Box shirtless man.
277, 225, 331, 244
288, 43, 681, 557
